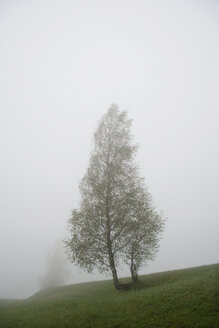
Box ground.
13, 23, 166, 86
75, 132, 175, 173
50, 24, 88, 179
0, 263, 218, 328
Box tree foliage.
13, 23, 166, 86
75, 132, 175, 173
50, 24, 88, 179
122, 190, 164, 282
65, 105, 164, 288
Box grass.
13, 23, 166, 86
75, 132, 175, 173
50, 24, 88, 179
0, 263, 218, 328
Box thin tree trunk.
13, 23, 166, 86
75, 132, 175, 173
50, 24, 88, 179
108, 249, 120, 289
130, 265, 139, 283
106, 201, 120, 288
105, 141, 120, 289
106, 207, 119, 288
106, 205, 120, 289
130, 247, 139, 283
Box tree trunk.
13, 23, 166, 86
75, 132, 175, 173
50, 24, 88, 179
109, 252, 120, 289
130, 264, 139, 283
105, 144, 120, 289
107, 232, 120, 289
130, 247, 139, 283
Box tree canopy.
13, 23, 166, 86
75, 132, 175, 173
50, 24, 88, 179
65, 105, 164, 289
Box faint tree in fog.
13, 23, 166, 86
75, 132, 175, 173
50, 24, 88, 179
39, 240, 70, 289
65, 105, 164, 289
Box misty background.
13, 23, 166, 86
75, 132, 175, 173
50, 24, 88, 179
0, 0, 218, 299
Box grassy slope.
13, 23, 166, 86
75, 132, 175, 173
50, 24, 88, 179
0, 264, 218, 328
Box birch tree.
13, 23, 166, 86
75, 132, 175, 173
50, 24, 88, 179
122, 189, 164, 282
65, 104, 164, 289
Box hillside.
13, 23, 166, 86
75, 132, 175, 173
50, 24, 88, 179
0, 264, 218, 328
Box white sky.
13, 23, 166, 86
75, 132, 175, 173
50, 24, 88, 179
0, 0, 219, 299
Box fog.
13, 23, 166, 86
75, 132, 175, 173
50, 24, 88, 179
0, 0, 218, 299
39, 240, 70, 290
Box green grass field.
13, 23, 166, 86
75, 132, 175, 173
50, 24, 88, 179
0, 264, 218, 328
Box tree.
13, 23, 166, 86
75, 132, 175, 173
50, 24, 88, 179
65, 104, 164, 289
121, 190, 164, 282
39, 240, 70, 289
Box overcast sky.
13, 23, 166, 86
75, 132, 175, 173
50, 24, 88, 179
0, 0, 219, 299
